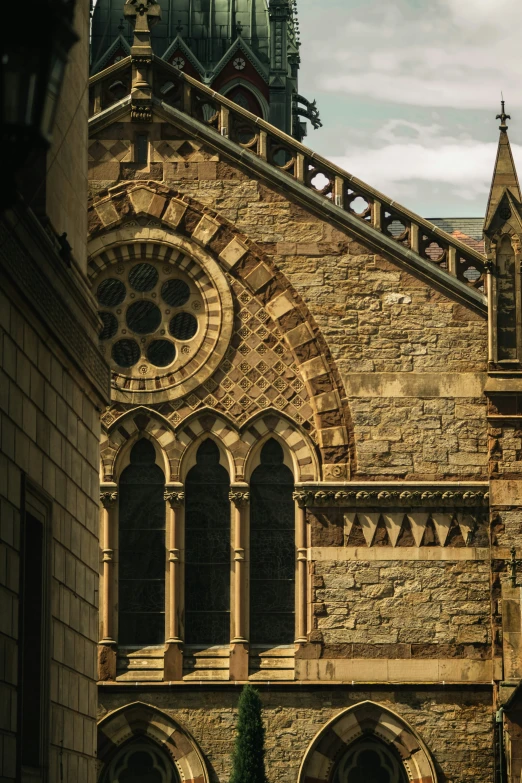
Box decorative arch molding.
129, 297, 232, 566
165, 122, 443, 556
88, 180, 352, 480
101, 406, 320, 483
175, 408, 320, 482
97, 701, 209, 783
101, 406, 177, 482
298, 701, 438, 783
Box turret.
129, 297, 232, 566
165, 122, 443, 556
484, 102, 522, 368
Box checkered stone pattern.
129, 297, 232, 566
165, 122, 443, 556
300, 701, 436, 783
154, 275, 317, 435
151, 138, 219, 163
88, 139, 132, 163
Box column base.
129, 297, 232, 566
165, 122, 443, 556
98, 643, 117, 681
230, 642, 249, 681
164, 641, 184, 681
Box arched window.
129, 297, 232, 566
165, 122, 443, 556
250, 438, 295, 644
333, 739, 408, 783
185, 439, 231, 644
101, 740, 178, 783
119, 439, 165, 645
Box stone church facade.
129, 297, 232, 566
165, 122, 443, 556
57, 0, 522, 781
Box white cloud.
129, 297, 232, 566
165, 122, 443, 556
301, 0, 522, 110
327, 119, 522, 204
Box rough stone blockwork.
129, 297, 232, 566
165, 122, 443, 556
98, 689, 494, 783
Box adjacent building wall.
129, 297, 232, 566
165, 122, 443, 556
0, 0, 109, 779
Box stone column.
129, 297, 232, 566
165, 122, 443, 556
294, 492, 309, 644
229, 486, 249, 680
164, 486, 184, 681
98, 487, 118, 680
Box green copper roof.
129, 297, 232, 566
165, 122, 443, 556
92, 0, 272, 69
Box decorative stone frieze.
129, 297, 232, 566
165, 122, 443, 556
293, 486, 489, 508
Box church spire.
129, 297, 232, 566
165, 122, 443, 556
485, 99, 521, 229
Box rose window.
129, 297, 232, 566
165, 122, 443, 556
90, 239, 233, 402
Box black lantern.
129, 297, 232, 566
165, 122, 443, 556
1, 0, 78, 202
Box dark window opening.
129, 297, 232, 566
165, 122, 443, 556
19, 510, 45, 770
136, 133, 149, 165
119, 439, 166, 645
185, 439, 230, 644
250, 438, 295, 644
333, 738, 408, 783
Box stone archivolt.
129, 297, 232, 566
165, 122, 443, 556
299, 701, 437, 783
89, 181, 351, 479
101, 406, 320, 483
97, 701, 209, 782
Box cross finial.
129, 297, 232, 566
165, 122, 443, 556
236, 21, 243, 35
176, 18, 183, 33
118, 16, 125, 32
497, 95, 511, 131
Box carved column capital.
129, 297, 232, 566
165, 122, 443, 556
100, 491, 118, 509
164, 490, 185, 508
229, 490, 250, 507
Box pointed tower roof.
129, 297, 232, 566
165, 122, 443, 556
485, 100, 521, 229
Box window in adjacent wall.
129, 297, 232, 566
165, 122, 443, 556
18, 487, 50, 777
119, 439, 166, 645
250, 438, 295, 644
185, 439, 231, 644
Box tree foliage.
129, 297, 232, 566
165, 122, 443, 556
230, 684, 267, 783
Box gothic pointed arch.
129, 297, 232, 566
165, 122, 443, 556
298, 701, 437, 783
97, 702, 210, 783
88, 181, 352, 481
101, 406, 176, 482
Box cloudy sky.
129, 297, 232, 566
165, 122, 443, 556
296, 0, 522, 218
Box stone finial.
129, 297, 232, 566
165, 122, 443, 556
497, 98, 511, 132
124, 0, 161, 43
124, 0, 160, 122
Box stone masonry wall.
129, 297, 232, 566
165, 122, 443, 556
0, 286, 101, 783
312, 559, 491, 655
98, 688, 494, 783
89, 119, 489, 481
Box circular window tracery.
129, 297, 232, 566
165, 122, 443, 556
97, 278, 126, 307
90, 237, 233, 402
126, 301, 162, 334
169, 311, 198, 340
129, 262, 159, 292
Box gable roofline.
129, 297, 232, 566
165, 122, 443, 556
161, 35, 207, 77
209, 36, 269, 83
91, 35, 131, 76
88, 60, 487, 315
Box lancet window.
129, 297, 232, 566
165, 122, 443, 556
497, 234, 518, 360
249, 438, 295, 644
184, 439, 231, 644
118, 439, 166, 645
